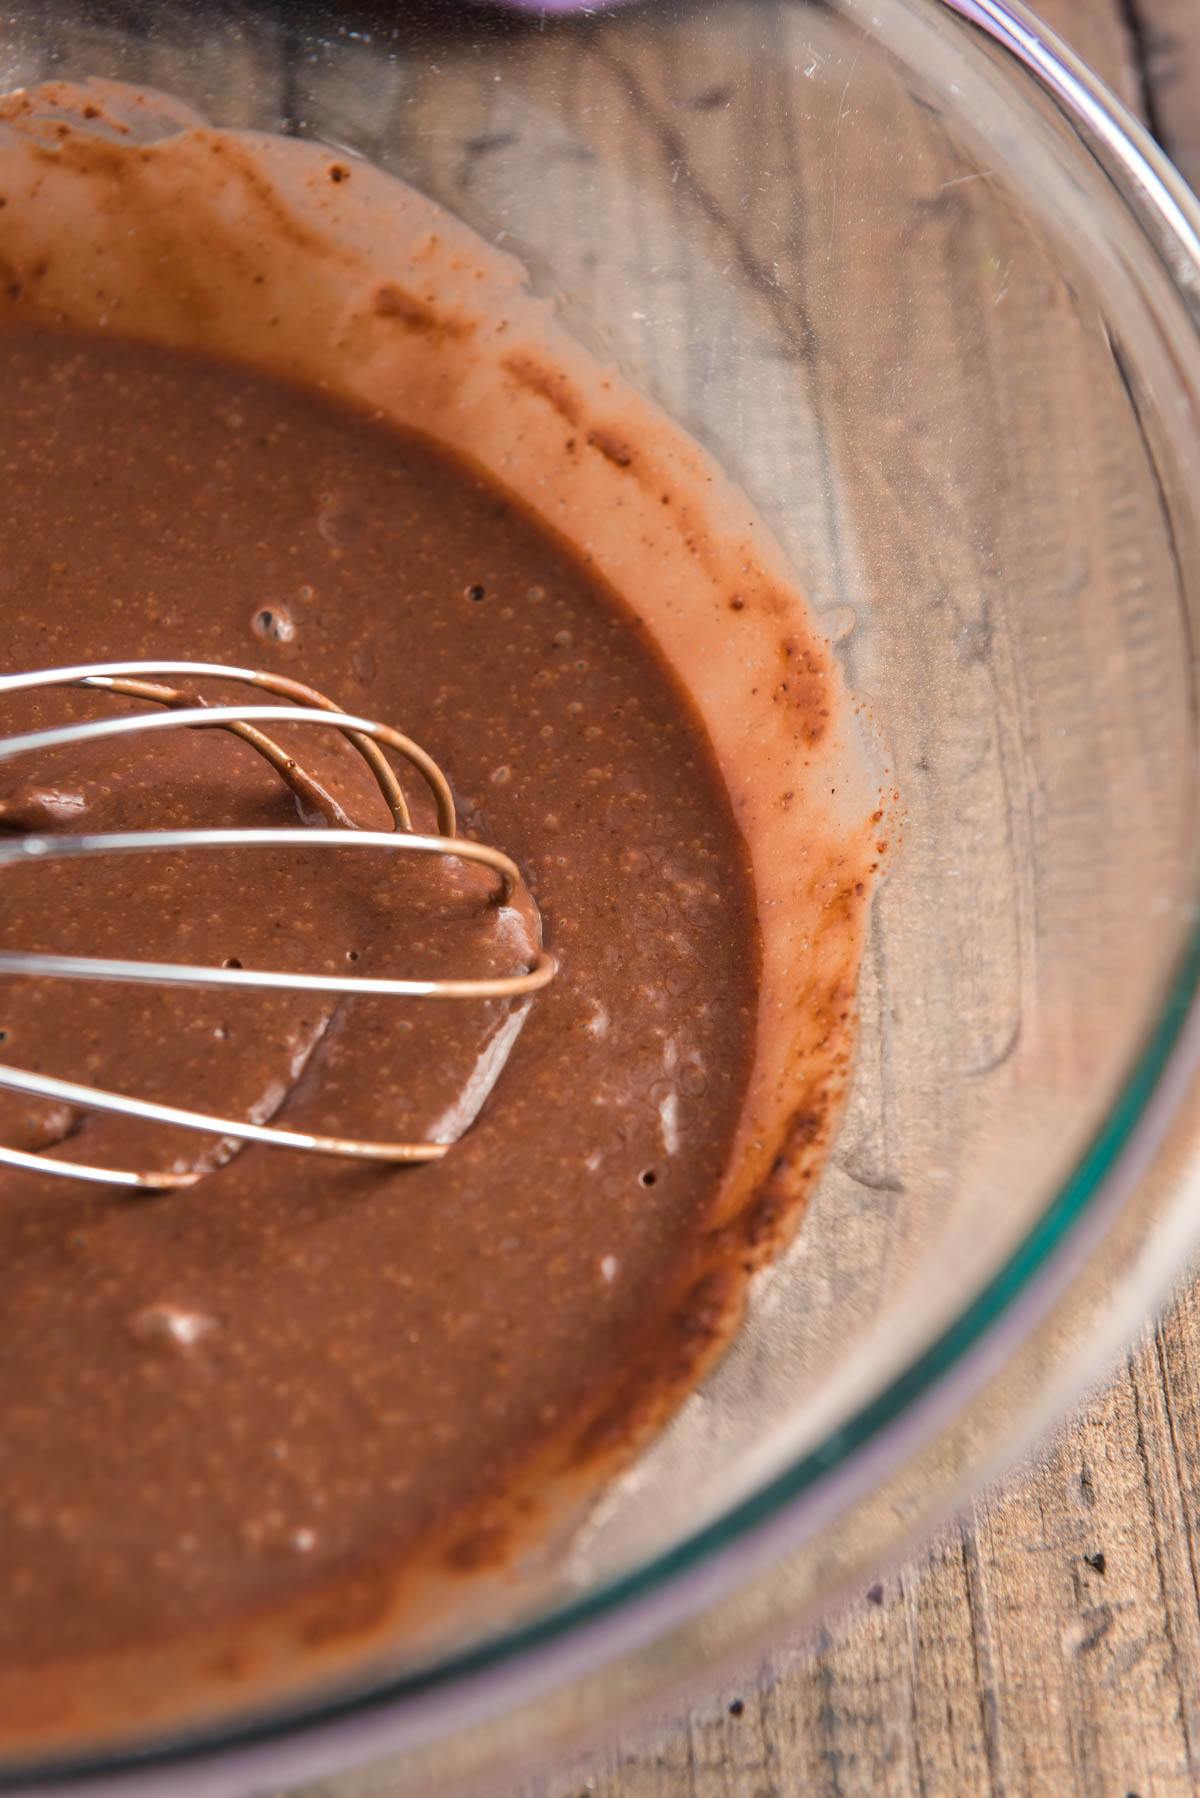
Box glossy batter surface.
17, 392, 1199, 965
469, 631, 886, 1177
0, 325, 759, 1669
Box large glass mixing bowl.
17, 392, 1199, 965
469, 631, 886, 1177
5, 0, 1200, 1790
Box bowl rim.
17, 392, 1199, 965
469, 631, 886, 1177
13, 0, 1200, 1788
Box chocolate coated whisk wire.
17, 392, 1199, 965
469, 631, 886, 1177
0, 661, 555, 1191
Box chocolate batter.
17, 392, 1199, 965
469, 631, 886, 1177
0, 81, 886, 1753
0, 325, 759, 1689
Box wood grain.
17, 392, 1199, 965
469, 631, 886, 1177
520, 6, 1200, 1796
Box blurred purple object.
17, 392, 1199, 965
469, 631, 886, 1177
476, 0, 642, 11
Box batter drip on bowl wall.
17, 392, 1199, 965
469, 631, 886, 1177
0, 79, 887, 1754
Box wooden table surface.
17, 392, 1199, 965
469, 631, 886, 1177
514, 6, 1200, 1796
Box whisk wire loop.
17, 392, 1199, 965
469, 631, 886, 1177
0, 662, 554, 1191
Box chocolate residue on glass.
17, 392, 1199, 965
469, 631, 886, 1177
0, 80, 888, 1753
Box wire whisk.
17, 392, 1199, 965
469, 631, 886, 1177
0, 661, 555, 1191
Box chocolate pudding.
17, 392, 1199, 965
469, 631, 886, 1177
0, 80, 884, 1752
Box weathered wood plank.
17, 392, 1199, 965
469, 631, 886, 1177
1134, 0, 1200, 190
1037, 0, 1143, 112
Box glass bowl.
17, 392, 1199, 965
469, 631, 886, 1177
5, 0, 1200, 1789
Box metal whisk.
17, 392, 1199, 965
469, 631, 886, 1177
0, 661, 555, 1191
